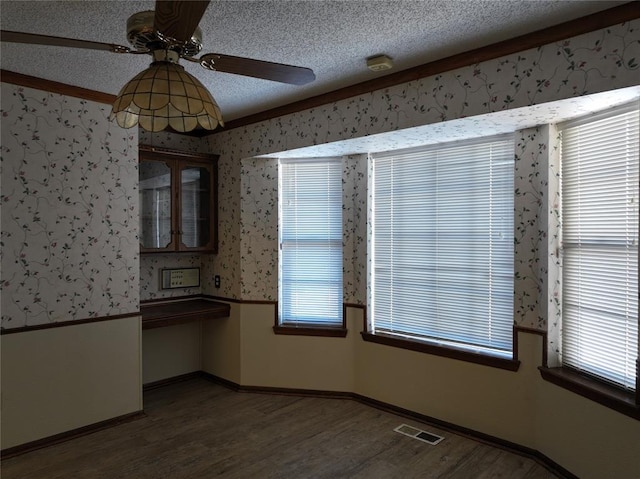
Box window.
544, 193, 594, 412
368, 135, 514, 363
559, 103, 639, 391
277, 158, 344, 334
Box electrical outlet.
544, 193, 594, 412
214, 275, 221, 288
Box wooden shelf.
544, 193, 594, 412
141, 299, 230, 330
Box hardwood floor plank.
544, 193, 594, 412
1, 378, 560, 478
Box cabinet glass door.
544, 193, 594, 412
139, 160, 173, 249
180, 166, 211, 248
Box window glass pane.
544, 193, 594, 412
139, 160, 172, 249
181, 166, 211, 248
560, 103, 639, 390
279, 158, 343, 326
370, 135, 514, 357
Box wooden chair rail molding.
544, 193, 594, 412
195, 297, 640, 420
3, 293, 636, 419
0, 311, 141, 335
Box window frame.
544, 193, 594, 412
365, 134, 518, 369
275, 157, 346, 337
540, 102, 639, 419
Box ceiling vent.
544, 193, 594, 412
394, 424, 444, 445
367, 54, 393, 72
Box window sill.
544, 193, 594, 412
539, 366, 639, 420
273, 325, 348, 337
361, 332, 520, 371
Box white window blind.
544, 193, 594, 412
560, 103, 639, 390
279, 158, 343, 326
370, 135, 514, 357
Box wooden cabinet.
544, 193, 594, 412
139, 145, 218, 254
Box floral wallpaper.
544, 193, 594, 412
513, 127, 547, 330
208, 20, 638, 161
343, 155, 367, 305
238, 157, 278, 300
8, 21, 627, 330
200, 139, 241, 299
235, 154, 368, 303
261, 87, 640, 161
0, 85, 139, 329
235, 127, 563, 323
0, 19, 634, 333
205, 19, 639, 318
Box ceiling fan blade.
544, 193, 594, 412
0, 30, 131, 53
199, 53, 316, 85
154, 0, 210, 43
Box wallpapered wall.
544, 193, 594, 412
4, 20, 634, 327
0, 85, 139, 328
232, 127, 553, 330
204, 20, 639, 325
209, 20, 637, 161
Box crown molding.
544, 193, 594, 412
1, 69, 116, 105
2, 2, 638, 129
215, 2, 640, 133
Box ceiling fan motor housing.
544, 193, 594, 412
126, 10, 203, 57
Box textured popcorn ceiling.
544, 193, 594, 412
0, 0, 629, 121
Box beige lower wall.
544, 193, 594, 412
201, 301, 242, 384
142, 322, 202, 384
4, 305, 638, 478
535, 377, 640, 479
354, 331, 539, 449
0, 316, 142, 450
214, 304, 640, 479
201, 302, 357, 391
238, 303, 356, 391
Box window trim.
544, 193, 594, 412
549, 102, 639, 414
367, 134, 516, 363
539, 100, 640, 412
539, 365, 640, 420
274, 324, 348, 338
276, 157, 345, 336
361, 331, 520, 371
273, 301, 348, 337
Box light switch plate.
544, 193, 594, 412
161, 268, 200, 289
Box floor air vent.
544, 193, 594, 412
394, 424, 444, 445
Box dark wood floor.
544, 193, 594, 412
2, 378, 559, 478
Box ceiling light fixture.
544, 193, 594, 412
109, 49, 224, 133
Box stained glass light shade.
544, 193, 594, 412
110, 60, 224, 133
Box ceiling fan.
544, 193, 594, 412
0, 0, 316, 132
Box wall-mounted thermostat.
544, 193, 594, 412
161, 267, 200, 289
